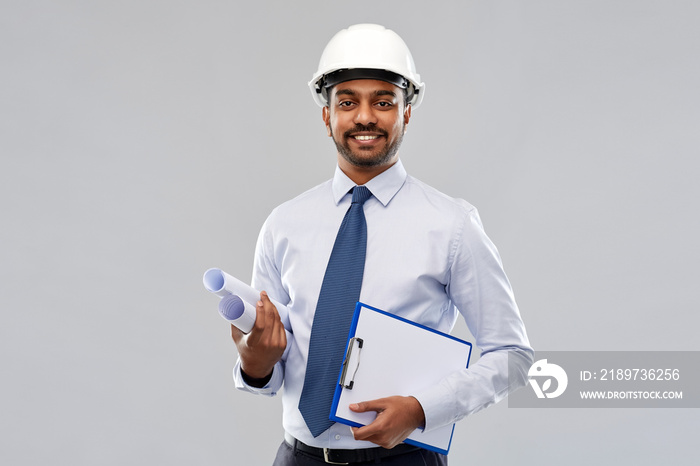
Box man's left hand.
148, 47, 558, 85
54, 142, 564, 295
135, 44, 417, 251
349, 396, 426, 449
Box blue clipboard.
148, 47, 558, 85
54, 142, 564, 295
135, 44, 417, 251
330, 302, 472, 455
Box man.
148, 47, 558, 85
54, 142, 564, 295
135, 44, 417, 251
231, 24, 533, 465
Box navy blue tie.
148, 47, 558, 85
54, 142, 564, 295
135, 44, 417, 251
299, 185, 372, 437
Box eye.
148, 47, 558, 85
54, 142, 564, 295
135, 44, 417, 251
375, 101, 393, 108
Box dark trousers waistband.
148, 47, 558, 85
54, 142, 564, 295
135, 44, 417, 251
284, 432, 420, 464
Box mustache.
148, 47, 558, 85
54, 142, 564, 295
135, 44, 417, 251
343, 124, 388, 138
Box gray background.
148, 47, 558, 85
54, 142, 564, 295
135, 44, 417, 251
2, 0, 698, 464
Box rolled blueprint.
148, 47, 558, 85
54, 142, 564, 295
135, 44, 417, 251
205, 268, 292, 360
203, 267, 292, 332
218, 294, 257, 334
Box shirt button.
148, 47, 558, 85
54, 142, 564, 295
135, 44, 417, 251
335, 435, 341, 440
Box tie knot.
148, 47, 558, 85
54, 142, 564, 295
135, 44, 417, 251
351, 186, 372, 205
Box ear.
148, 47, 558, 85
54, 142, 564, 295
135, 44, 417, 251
403, 104, 412, 131
322, 106, 331, 137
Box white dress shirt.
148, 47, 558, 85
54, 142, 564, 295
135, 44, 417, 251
233, 159, 534, 449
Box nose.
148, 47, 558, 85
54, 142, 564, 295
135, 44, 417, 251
352, 100, 378, 126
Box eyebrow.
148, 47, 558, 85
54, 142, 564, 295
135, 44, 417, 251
334, 88, 398, 99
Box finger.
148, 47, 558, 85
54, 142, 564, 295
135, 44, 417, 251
248, 297, 270, 342
259, 292, 286, 344
349, 402, 382, 441
255, 292, 288, 351
259, 291, 281, 323
351, 418, 400, 449
351, 421, 390, 446
251, 294, 270, 331
280, 328, 288, 350
267, 318, 286, 351
351, 424, 375, 441
350, 400, 383, 414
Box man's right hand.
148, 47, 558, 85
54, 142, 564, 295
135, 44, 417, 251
230, 291, 287, 386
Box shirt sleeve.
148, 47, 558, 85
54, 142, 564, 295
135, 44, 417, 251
232, 213, 290, 397
413, 205, 534, 432
232, 359, 285, 396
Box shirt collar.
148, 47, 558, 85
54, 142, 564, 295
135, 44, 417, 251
331, 159, 407, 207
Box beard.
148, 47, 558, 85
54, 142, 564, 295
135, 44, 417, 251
330, 123, 405, 168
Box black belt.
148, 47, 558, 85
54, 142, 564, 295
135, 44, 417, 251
284, 432, 420, 465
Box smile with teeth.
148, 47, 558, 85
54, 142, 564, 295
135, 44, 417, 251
353, 135, 380, 141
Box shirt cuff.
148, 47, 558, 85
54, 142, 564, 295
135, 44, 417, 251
233, 359, 284, 396
412, 381, 456, 432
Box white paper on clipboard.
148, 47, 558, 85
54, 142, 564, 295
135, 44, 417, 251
330, 302, 472, 455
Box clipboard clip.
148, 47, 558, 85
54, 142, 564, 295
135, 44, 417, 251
339, 337, 363, 389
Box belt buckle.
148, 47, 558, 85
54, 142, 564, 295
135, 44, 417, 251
323, 448, 349, 465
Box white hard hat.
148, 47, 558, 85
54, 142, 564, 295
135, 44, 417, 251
309, 24, 425, 108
